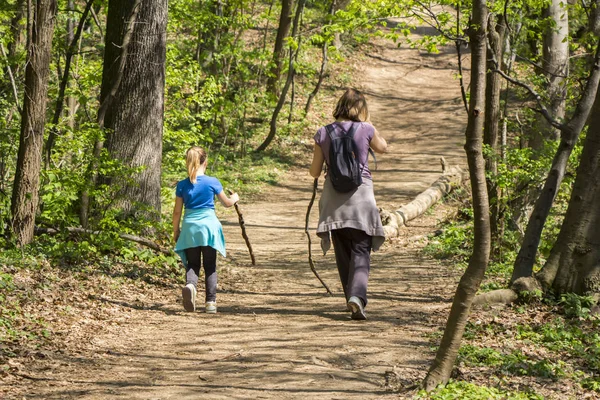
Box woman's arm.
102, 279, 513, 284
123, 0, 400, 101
217, 191, 240, 208
172, 196, 184, 242
370, 127, 388, 154
309, 144, 324, 178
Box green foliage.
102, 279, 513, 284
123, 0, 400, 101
559, 293, 596, 319
417, 380, 544, 400
459, 344, 566, 380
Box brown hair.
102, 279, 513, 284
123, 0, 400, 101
186, 146, 207, 183
333, 88, 369, 122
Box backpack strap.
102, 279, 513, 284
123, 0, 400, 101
346, 122, 359, 138
369, 148, 378, 170
325, 123, 336, 141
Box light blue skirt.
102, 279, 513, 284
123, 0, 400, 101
175, 208, 226, 267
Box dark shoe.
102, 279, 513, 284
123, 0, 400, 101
182, 284, 197, 312
348, 296, 366, 320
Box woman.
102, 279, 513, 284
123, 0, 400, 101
310, 88, 387, 320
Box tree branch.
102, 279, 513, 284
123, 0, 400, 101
0, 43, 22, 114
305, 178, 333, 295
35, 226, 172, 255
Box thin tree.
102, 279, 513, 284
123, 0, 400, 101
255, 0, 306, 152
529, 0, 569, 150
10, 0, 58, 246
304, 0, 336, 115
484, 13, 506, 236
423, 0, 491, 389
45, 0, 94, 167
266, 0, 293, 97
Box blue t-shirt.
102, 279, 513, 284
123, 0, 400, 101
176, 175, 223, 209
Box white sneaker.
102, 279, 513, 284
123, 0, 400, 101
205, 301, 217, 314
182, 284, 196, 312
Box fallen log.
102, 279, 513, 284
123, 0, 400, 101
34, 226, 172, 255
380, 158, 467, 238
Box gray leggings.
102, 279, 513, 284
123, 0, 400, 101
184, 246, 217, 302
330, 228, 372, 307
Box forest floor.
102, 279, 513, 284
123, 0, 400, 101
4, 29, 590, 400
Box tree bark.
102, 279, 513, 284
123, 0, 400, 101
511, 41, 600, 282
484, 14, 506, 237
9, 0, 57, 247
537, 80, 600, 294
530, 0, 569, 149
592, 0, 600, 35
423, 0, 490, 389
266, 0, 293, 97
99, 0, 167, 218
255, 0, 305, 153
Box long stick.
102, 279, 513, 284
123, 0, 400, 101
228, 189, 256, 265
305, 178, 332, 295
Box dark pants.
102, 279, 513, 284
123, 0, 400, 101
330, 228, 372, 307
184, 246, 217, 303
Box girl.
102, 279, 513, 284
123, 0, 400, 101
173, 146, 239, 313
309, 88, 388, 320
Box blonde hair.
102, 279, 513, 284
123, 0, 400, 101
333, 88, 369, 122
186, 146, 207, 183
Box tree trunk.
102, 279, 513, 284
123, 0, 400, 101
99, 0, 167, 218
304, 0, 335, 115
266, 0, 293, 97
530, 0, 569, 150
256, 0, 305, 152
10, 0, 57, 246
331, 0, 350, 49
537, 83, 600, 294
592, 0, 600, 35
511, 41, 600, 282
198, 0, 224, 75
423, 0, 490, 390
484, 14, 506, 237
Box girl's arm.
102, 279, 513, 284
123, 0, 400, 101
172, 196, 184, 242
309, 144, 324, 178
217, 191, 239, 208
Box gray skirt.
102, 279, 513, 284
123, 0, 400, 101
317, 177, 385, 254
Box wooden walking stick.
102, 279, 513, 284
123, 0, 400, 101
305, 178, 333, 295
228, 189, 256, 265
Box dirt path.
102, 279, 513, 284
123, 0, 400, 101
14, 36, 467, 399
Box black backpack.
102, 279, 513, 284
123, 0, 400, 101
326, 122, 363, 192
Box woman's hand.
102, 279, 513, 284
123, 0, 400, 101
173, 228, 180, 243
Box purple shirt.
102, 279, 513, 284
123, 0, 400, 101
314, 121, 375, 179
